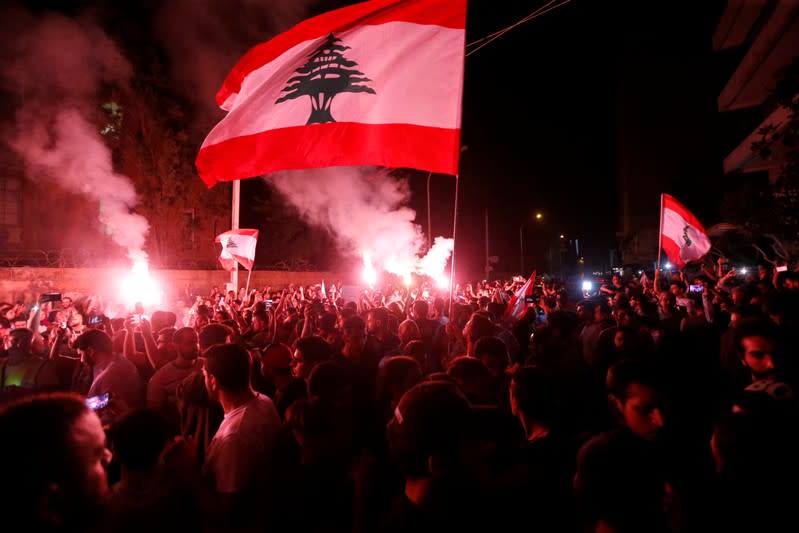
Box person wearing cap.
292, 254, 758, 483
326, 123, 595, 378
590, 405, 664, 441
382, 381, 501, 531
259, 343, 307, 420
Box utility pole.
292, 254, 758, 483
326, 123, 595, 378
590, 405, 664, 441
484, 209, 490, 279
426, 171, 433, 250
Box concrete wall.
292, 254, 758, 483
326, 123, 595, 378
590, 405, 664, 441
0, 267, 356, 304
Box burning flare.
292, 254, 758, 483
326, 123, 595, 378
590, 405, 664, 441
119, 260, 163, 308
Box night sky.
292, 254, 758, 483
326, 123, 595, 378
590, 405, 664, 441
8, 0, 729, 279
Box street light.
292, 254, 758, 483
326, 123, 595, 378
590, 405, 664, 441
520, 212, 544, 273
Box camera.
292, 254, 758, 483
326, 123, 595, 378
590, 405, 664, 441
39, 293, 62, 304
85, 392, 111, 411
688, 284, 704, 294
88, 314, 104, 327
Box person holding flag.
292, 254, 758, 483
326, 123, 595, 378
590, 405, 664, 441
658, 194, 711, 270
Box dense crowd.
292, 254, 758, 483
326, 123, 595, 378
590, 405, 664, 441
1, 260, 798, 532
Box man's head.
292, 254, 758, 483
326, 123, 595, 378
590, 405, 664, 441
463, 312, 495, 355
203, 343, 251, 401
109, 408, 168, 473
735, 317, 780, 381
342, 315, 367, 355
6, 327, 34, 354
473, 336, 509, 377
412, 300, 429, 321
387, 381, 474, 481
669, 281, 686, 297
398, 319, 421, 346
0, 393, 111, 530
198, 323, 232, 351
173, 327, 199, 360
61, 297, 73, 308
367, 307, 389, 336
292, 335, 332, 380
510, 365, 558, 427
606, 359, 665, 441
155, 327, 176, 351
74, 329, 114, 367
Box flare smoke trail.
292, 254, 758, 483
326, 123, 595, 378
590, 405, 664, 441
1, 9, 148, 262
266, 167, 453, 280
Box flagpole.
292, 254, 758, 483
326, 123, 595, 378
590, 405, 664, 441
244, 267, 253, 296
231, 180, 241, 292
448, 174, 459, 317
657, 193, 664, 270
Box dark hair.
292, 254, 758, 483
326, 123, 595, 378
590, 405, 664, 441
447, 356, 491, 379
204, 343, 251, 391
734, 317, 780, 353
198, 323, 232, 350
377, 356, 423, 407
606, 359, 661, 400
173, 327, 197, 345
74, 329, 113, 354
109, 409, 169, 471
295, 336, 332, 365
342, 315, 365, 334
369, 307, 389, 327
387, 381, 472, 478
413, 299, 429, 318
308, 361, 351, 402
467, 313, 495, 343
8, 327, 34, 351
318, 312, 338, 332
473, 336, 508, 363
157, 327, 176, 343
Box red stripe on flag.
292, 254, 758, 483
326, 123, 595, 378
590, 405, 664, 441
196, 122, 461, 187
663, 194, 706, 233
217, 0, 467, 107
661, 238, 685, 269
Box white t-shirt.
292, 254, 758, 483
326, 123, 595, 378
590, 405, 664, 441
203, 393, 281, 494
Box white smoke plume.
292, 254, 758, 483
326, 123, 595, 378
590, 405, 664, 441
266, 167, 453, 280
13, 110, 149, 263
1, 10, 148, 262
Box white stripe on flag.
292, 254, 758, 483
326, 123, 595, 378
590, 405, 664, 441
203, 22, 463, 148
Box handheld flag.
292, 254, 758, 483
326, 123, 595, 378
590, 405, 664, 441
215, 229, 259, 271
505, 271, 536, 321
659, 194, 711, 269
196, 0, 468, 187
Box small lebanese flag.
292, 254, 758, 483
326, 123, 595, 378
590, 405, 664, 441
215, 229, 259, 271
660, 194, 711, 268
196, 0, 467, 187
505, 271, 536, 321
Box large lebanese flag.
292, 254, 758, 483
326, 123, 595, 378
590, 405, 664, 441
660, 194, 711, 268
196, 0, 467, 187
215, 229, 259, 271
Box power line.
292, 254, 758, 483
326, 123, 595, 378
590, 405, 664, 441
465, 0, 572, 57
